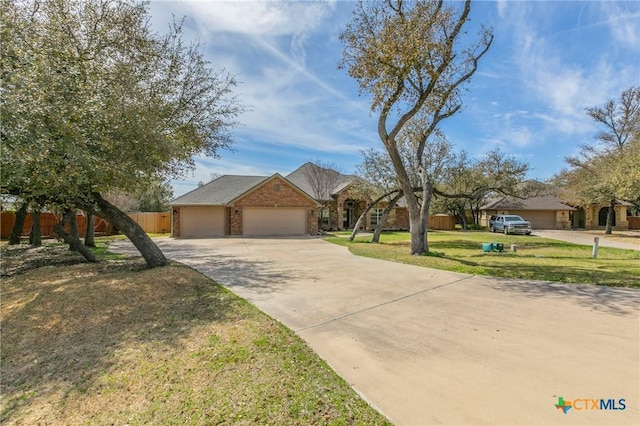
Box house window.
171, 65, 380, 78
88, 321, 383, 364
371, 208, 384, 226
321, 208, 330, 227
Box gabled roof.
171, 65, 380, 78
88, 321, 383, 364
171, 175, 268, 205
227, 173, 321, 206
171, 162, 357, 206
286, 162, 353, 200
481, 194, 575, 211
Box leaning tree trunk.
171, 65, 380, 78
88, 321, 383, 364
84, 212, 95, 247
30, 210, 42, 247
605, 199, 616, 235
349, 190, 403, 241
55, 211, 98, 263
372, 192, 403, 243
92, 192, 168, 268
9, 202, 28, 245
348, 206, 369, 241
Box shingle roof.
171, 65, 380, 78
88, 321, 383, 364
481, 194, 575, 211
171, 175, 268, 205
171, 163, 357, 206
286, 162, 353, 200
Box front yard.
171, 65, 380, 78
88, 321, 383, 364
326, 231, 640, 287
0, 243, 390, 425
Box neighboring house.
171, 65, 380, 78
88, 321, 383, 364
570, 200, 631, 230
479, 194, 575, 230
170, 162, 409, 237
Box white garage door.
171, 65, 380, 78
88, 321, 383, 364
519, 211, 556, 229
180, 206, 225, 237
243, 208, 306, 236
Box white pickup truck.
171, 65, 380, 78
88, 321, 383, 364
490, 214, 532, 235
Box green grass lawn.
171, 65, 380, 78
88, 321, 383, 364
1, 245, 391, 425
326, 231, 640, 287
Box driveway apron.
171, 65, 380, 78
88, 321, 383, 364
111, 237, 640, 425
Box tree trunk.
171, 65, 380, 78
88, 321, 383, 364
397, 179, 427, 255
372, 192, 403, 243
30, 210, 42, 247
55, 211, 98, 263
473, 205, 481, 225
605, 199, 615, 235
9, 202, 28, 245
461, 212, 468, 230
399, 187, 425, 255
349, 190, 403, 241
349, 208, 368, 241
381, 137, 427, 254
68, 212, 79, 251
408, 213, 427, 254
92, 192, 168, 268
418, 180, 433, 254
85, 212, 95, 247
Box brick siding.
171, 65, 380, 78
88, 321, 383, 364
230, 177, 318, 235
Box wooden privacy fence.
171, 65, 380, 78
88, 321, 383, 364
0, 211, 170, 239
428, 214, 456, 230
127, 212, 171, 234
629, 216, 640, 230
0, 212, 111, 238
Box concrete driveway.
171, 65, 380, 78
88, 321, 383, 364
533, 230, 639, 251
111, 237, 639, 425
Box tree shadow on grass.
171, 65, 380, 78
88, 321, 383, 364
0, 244, 90, 277
0, 259, 239, 423
443, 254, 638, 287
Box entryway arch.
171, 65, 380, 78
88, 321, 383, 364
598, 207, 615, 227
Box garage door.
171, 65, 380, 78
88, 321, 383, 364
519, 210, 556, 229
180, 206, 225, 237
243, 207, 306, 236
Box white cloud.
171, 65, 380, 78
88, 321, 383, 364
157, 0, 336, 37
496, 0, 508, 19
494, 1, 637, 141
599, 2, 640, 49
334, 118, 362, 132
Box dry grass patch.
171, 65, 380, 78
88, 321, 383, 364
1, 247, 390, 425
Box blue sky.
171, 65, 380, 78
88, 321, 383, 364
148, 1, 640, 197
